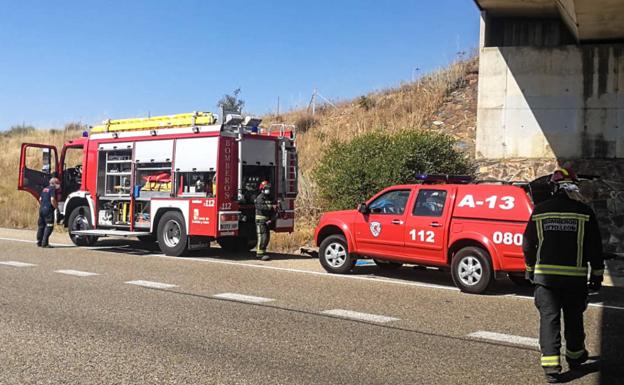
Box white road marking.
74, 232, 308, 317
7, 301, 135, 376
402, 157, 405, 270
468, 331, 539, 347
0, 261, 36, 267
1, 235, 623, 311
0, 237, 68, 247
125, 280, 177, 289
322, 309, 400, 323
213, 293, 274, 304
55, 269, 99, 277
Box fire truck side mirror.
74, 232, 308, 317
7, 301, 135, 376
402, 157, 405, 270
357, 203, 369, 215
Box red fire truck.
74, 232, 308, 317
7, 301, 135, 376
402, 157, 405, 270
313, 176, 545, 293
18, 112, 298, 256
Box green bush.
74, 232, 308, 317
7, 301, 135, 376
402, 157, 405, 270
313, 130, 473, 211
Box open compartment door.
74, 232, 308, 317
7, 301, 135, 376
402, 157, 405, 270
18, 143, 58, 200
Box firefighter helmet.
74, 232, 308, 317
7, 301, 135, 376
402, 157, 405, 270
550, 167, 578, 184
259, 180, 271, 191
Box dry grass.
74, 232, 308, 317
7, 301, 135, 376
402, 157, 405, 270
0, 126, 83, 230
0, 57, 478, 252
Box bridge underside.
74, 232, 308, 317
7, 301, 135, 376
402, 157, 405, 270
475, 0, 624, 42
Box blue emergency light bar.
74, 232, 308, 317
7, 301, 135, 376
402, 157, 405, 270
414, 174, 473, 184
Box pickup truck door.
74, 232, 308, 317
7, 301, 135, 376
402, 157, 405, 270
403, 186, 453, 263
354, 189, 411, 257
18, 143, 58, 200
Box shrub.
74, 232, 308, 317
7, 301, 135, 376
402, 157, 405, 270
357, 95, 376, 111
313, 130, 474, 211
294, 113, 319, 133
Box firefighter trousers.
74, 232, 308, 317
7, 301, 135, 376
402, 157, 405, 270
534, 284, 588, 371
256, 220, 270, 256
36, 209, 55, 247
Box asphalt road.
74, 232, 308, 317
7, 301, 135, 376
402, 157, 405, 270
0, 228, 623, 385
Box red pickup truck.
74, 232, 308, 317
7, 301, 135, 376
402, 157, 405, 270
314, 180, 536, 293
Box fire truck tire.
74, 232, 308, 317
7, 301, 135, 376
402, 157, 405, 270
373, 259, 403, 270
157, 211, 188, 256
68, 205, 98, 247
319, 235, 356, 274
451, 246, 493, 294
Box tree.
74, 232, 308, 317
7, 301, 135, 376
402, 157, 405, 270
313, 129, 474, 211
217, 88, 245, 114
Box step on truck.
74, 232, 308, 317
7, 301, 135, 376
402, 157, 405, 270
313, 175, 543, 294
18, 112, 298, 256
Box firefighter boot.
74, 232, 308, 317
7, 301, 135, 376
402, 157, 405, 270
541, 356, 562, 383
566, 349, 589, 370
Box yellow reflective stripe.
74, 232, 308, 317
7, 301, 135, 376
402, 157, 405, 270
535, 264, 588, 277
533, 213, 590, 221
535, 264, 588, 271
536, 218, 544, 264
565, 349, 585, 359
577, 219, 585, 267
591, 269, 604, 276
541, 356, 560, 366
525, 265, 534, 272
535, 270, 587, 277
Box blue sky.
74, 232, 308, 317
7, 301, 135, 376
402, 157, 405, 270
0, 0, 479, 130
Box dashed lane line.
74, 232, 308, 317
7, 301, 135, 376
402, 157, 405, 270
55, 269, 100, 277
0, 261, 37, 267
212, 292, 275, 304
322, 309, 400, 323
468, 331, 539, 348
1, 235, 623, 311
125, 280, 177, 289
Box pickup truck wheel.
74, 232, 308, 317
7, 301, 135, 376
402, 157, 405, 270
451, 246, 493, 294
68, 205, 98, 246
319, 235, 355, 274
374, 259, 403, 270
157, 211, 188, 256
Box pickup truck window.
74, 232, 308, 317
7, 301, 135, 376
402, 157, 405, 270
369, 190, 410, 215
412, 189, 447, 217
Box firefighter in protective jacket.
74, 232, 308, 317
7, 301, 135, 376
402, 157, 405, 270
523, 168, 604, 383
255, 181, 277, 261
37, 177, 60, 248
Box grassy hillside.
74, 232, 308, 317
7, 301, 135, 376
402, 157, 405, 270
0, 56, 479, 252
0, 126, 83, 229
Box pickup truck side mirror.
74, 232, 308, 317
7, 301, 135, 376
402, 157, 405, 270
357, 203, 369, 214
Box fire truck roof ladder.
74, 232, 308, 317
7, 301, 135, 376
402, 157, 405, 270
90, 111, 218, 134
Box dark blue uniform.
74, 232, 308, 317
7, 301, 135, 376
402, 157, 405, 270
37, 186, 56, 247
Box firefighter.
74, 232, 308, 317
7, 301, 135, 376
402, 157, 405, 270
255, 180, 277, 261
37, 177, 60, 248
523, 168, 604, 383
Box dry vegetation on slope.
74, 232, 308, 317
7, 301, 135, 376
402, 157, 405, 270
0, 56, 479, 252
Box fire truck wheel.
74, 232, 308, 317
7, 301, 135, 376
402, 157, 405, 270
157, 211, 188, 256
373, 259, 403, 270
68, 205, 98, 247
319, 235, 356, 274
451, 246, 493, 294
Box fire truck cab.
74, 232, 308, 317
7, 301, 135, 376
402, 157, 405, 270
18, 112, 298, 256
314, 176, 537, 293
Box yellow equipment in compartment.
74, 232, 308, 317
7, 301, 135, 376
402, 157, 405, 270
91, 112, 217, 134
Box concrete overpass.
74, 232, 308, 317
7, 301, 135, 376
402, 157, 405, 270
473, 0, 624, 159
476, 0, 624, 42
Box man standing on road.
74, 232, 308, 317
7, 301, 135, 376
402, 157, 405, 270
255, 180, 277, 261
523, 168, 604, 383
37, 177, 60, 248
